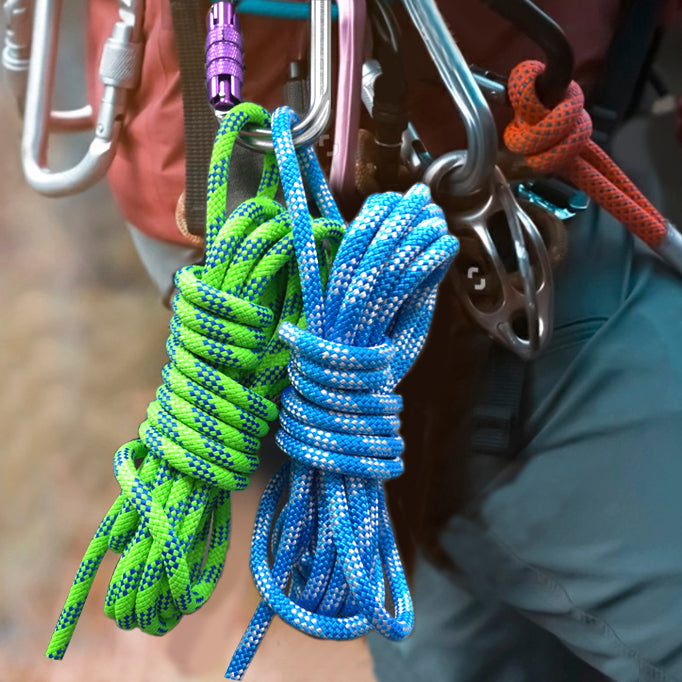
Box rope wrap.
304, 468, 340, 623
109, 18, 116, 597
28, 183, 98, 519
226, 106, 459, 679
46, 103, 345, 659
278, 324, 404, 479
504, 59, 667, 248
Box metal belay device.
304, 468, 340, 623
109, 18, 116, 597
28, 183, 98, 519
424, 153, 554, 359
2, 0, 144, 196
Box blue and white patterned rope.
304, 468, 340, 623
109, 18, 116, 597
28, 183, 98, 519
225, 106, 459, 679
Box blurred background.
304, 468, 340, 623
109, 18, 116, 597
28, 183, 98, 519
1, 3, 682, 682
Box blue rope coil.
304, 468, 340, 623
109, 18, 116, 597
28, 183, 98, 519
225, 106, 459, 679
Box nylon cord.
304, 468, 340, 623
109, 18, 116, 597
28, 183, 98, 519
226, 106, 460, 679
46, 102, 345, 659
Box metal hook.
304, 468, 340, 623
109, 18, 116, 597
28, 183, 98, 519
238, 0, 332, 151
401, 0, 497, 197
20, 0, 144, 197
3, 0, 105, 130
428, 153, 553, 359
478, 0, 573, 109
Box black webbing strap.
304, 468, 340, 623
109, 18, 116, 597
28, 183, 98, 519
470, 344, 526, 458
169, 0, 218, 236
587, 0, 668, 150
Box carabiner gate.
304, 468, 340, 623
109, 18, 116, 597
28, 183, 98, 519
401, 0, 497, 197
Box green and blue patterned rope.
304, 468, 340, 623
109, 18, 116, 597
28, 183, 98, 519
46, 102, 345, 660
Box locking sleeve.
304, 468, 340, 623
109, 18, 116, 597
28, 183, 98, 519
206, 1, 244, 113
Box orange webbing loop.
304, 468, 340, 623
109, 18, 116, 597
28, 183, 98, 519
504, 60, 667, 248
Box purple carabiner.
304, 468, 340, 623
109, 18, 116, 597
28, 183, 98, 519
206, 1, 244, 113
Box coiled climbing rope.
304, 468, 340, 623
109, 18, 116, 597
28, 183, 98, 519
504, 59, 668, 248
46, 102, 345, 659
226, 106, 460, 679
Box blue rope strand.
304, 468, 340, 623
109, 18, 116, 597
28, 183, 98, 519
225, 106, 459, 679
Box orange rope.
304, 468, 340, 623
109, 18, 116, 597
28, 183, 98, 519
504, 60, 667, 248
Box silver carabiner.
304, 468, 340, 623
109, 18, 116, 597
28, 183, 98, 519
20, 0, 144, 197
3, 0, 33, 113
238, 0, 332, 151
427, 153, 553, 359
401, 0, 497, 197
3, 0, 103, 130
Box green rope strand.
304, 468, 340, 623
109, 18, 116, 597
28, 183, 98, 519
46, 103, 345, 659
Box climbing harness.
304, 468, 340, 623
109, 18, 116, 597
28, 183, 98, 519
45, 103, 345, 659
19, 0, 144, 196
19, 0, 682, 673
225, 105, 459, 679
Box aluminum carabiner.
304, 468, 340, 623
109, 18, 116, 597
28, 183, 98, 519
426, 153, 554, 359
3, 0, 33, 113
238, 0, 332, 152
20, 0, 144, 197
401, 0, 497, 198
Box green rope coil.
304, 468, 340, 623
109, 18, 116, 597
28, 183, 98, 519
46, 103, 345, 659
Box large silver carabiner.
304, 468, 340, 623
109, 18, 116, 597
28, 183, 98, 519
20, 0, 144, 197
238, 0, 332, 151
401, 0, 497, 197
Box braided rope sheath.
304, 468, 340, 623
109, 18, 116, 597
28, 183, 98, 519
225, 106, 460, 679
46, 103, 345, 659
504, 59, 667, 248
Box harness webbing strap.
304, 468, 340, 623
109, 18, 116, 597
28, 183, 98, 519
170, 0, 218, 236
470, 345, 526, 458
588, 0, 668, 150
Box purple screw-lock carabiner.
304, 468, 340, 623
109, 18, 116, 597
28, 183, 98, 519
206, 1, 244, 113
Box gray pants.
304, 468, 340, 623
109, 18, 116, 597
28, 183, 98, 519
369, 194, 682, 681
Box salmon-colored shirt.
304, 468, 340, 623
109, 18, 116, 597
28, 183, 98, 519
86, 0, 627, 246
